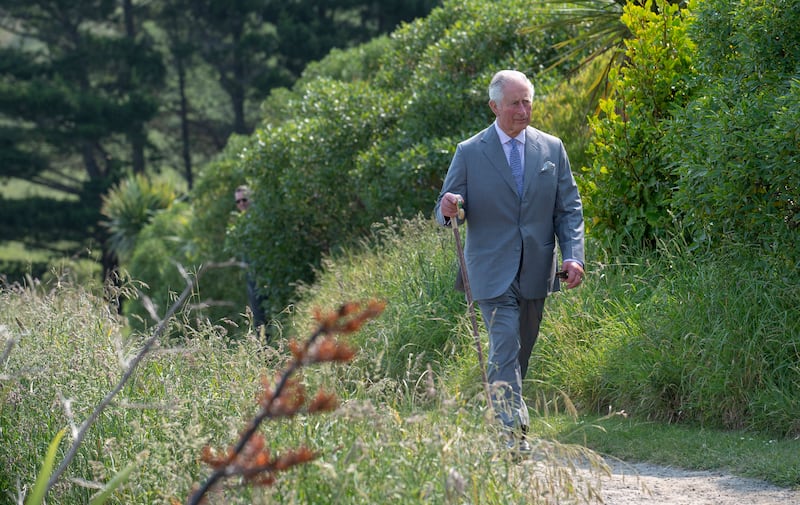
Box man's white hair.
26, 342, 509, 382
488, 70, 534, 103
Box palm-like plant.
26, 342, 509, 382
100, 174, 176, 263
524, 0, 687, 103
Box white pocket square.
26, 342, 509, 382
541, 161, 555, 172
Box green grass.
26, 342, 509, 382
0, 240, 52, 262
0, 280, 607, 505
0, 177, 82, 201
1, 215, 798, 503
530, 238, 800, 436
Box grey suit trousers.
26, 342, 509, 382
477, 277, 545, 431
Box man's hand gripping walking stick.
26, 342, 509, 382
452, 202, 492, 409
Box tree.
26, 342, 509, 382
183, 0, 284, 135
181, 0, 442, 136
0, 0, 165, 278
151, 0, 201, 189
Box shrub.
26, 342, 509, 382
124, 135, 257, 333
100, 174, 176, 263
586, 0, 697, 249
666, 0, 800, 265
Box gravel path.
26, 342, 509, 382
585, 459, 800, 505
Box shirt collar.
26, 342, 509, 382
493, 122, 526, 146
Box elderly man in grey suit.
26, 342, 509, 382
434, 69, 585, 452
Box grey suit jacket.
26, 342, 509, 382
434, 124, 585, 300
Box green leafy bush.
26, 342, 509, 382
226, 0, 585, 320
666, 0, 800, 264
123, 135, 260, 333
586, 0, 697, 249
123, 202, 193, 328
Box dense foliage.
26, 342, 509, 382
100, 174, 177, 263
222, 0, 587, 319
666, 0, 800, 264
2, 0, 799, 500
0, 0, 440, 280
586, 0, 697, 248
123, 136, 257, 331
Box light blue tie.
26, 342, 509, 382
509, 139, 523, 196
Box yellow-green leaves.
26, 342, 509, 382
25, 427, 67, 505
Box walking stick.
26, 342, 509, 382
452, 202, 492, 409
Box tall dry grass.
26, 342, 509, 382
1, 249, 606, 504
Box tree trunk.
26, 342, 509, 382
178, 56, 193, 189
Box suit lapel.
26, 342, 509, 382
523, 128, 542, 197
480, 126, 519, 195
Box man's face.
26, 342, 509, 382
489, 78, 532, 138
235, 190, 249, 211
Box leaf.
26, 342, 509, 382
25, 427, 67, 505
88, 461, 137, 505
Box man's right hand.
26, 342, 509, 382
441, 192, 464, 219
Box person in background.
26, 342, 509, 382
434, 69, 585, 453
234, 185, 268, 338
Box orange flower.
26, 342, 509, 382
307, 390, 338, 413
313, 300, 386, 334
274, 446, 318, 471
288, 339, 307, 360
200, 446, 229, 468
307, 336, 356, 363
190, 300, 386, 505
267, 379, 306, 417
